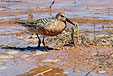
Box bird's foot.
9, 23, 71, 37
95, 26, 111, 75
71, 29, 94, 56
36, 45, 40, 49
44, 46, 48, 52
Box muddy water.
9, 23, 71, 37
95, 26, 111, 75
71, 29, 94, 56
0, 0, 113, 76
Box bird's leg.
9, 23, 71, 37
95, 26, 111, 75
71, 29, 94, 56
36, 34, 41, 48
42, 36, 48, 51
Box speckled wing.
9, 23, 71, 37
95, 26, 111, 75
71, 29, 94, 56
15, 17, 59, 35
33, 17, 60, 36
32, 17, 58, 29
15, 17, 57, 29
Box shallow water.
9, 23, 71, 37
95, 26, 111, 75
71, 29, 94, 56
0, 0, 113, 76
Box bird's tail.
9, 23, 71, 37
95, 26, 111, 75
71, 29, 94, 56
15, 22, 27, 26
15, 22, 33, 28
15, 21, 36, 28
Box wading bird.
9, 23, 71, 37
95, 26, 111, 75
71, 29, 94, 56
15, 12, 79, 51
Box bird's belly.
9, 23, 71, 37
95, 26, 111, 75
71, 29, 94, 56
37, 27, 64, 36
37, 23, 66, 36
26, 27, 37, 34
45, 29, 63, 36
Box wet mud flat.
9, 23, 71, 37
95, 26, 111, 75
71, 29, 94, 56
0, 23, 113, 76
0, 0, 113, 76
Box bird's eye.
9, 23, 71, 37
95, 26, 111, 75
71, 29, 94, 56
61, 15, 64, 17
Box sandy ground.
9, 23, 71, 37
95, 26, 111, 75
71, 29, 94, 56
0, 0, 113, 76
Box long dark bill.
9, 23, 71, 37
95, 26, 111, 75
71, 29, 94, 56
66, 18, 75, 26
66, 18, 80, 42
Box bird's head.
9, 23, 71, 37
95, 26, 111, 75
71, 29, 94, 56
56, 12, 75, 26
56, 12, 80, 40
56, 12, 67, 22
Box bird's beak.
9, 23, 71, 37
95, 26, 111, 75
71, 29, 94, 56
66, 18, 75, 26
66, 18, 80, 41
66, 18, 80, 32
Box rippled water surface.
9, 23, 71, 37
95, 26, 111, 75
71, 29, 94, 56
0, 0, 113, 76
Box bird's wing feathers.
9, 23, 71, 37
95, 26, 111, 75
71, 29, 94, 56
15, 17, 57, 29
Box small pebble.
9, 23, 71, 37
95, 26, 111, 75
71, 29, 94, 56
21, 55, 29, 58
63, 71, 70, 74
16, 36, 25, 39
0, 62, 4, 65
55, 73, 60, 74
34, 51, 48, 55
0, 66, 7, 70
0, 59, 8, 62
0, 55, 14, 59
4, 51, 18, 55
42, 59, 60, 63
99, 70, 106, 73
31, 35, 37, 38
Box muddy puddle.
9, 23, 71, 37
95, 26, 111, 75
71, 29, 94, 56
0, 0, 113, 76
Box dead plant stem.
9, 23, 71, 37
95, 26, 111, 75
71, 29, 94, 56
34, 68, 53, 76
85, 52, 113, 76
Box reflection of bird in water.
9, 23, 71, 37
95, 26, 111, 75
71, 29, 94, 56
15, 12, 79, 51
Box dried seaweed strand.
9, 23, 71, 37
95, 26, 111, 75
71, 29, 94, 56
81, 37, 88, 47
85, 52, 113, 76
